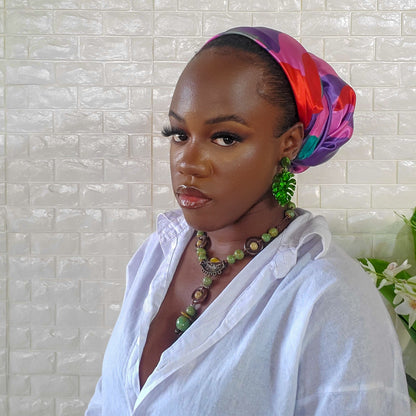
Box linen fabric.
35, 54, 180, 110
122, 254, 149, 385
208, 27, 356, 173
86, 210, 410, 416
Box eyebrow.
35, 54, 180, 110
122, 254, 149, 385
168, 110, 248, 126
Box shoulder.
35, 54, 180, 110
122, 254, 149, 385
289, 230, 410, 414
281, 209, 371, 295
277, 210, 392, 333
294, 240, 401, 371
292, 236, 385, 325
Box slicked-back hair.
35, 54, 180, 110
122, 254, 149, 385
197, 34, 299, 137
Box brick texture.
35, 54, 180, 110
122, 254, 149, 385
1, 1, 416, 415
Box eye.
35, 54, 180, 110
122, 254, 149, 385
212, 133, 242, 147
172, 133, 188, 143
161, 126, 188, 143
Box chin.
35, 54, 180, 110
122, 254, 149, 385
180, 208, 223, 232
181, 207, 249, 234
181, 210, 212, 232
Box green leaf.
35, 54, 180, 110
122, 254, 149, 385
378, 284, 396, 304
411, 207, 416, 260
398, 315, 416, 344
407, 373, 416, 403
396, 207, 416, 261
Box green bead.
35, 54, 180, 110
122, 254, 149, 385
203, 276, 213, 287
197, 230, 204, 236
234, 249, 244, 260
197, 248, 206, 260
285, 209, 296, 219
226, 254, 236, 264
185, 305, 196, 317
268, 227, 278, 237
176, 315, 191, 332
261, 233, 271, 243
287, 202, 296, 210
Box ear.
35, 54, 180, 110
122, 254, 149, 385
279, 122, 304, 161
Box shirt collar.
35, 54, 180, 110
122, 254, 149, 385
156, 209, 192, 256
156, 208, 331, 265
280, 208, 331, 260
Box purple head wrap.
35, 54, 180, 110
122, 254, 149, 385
207, 27, 356, 173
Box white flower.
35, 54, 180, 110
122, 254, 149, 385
395, 276, 416, 296
362, 259, 376, 273
377, 260, 412, 289
377, 279, 389, 289
362, 259, 378, 284
394, 290, 416, 328
383, 260, 411, 278
402, 283, 416, 296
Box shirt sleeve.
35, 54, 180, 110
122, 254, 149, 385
294, 265, 411, 416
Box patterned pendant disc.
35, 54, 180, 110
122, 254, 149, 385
200, 259, 228, 277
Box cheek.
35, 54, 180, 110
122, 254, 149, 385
237, 146, 277, 179
169, 146, 180, 175
217, 150, 277, 195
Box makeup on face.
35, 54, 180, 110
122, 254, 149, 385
175, 185, 212, 210
166, 49, 289, 233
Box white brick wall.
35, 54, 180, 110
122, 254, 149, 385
1, 1, 415, 414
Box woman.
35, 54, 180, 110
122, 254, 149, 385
86, 27, 410, 415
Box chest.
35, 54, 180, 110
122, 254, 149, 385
133, 282, 302, 416
138, 243, 249, 387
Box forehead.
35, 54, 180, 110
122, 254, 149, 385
170, 49, 268, 116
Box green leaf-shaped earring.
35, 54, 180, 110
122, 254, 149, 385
271, 157, 297, 218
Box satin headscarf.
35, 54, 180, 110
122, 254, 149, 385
207, 27, 356, 173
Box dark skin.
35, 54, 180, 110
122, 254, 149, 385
139, 48, 304, 388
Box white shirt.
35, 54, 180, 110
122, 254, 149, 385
86, 209, 410, 415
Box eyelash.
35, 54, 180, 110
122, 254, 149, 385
161, 126, 243, 147
161, 126, 186, 141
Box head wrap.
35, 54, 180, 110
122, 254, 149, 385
206, 27, 356, 173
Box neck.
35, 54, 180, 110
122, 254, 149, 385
200, 198, 288, 258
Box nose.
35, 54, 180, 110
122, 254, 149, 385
172, 140, 211, 178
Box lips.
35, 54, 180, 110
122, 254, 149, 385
176, 185, 212, 209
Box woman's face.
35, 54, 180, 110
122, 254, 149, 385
167, 49, 290, 232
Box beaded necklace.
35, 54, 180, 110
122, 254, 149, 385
175, 216, 292, 335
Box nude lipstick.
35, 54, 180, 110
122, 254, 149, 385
176, 185, 212, 209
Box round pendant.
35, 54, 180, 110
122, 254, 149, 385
244, 237, 264, 256
191, 286, 209, 304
